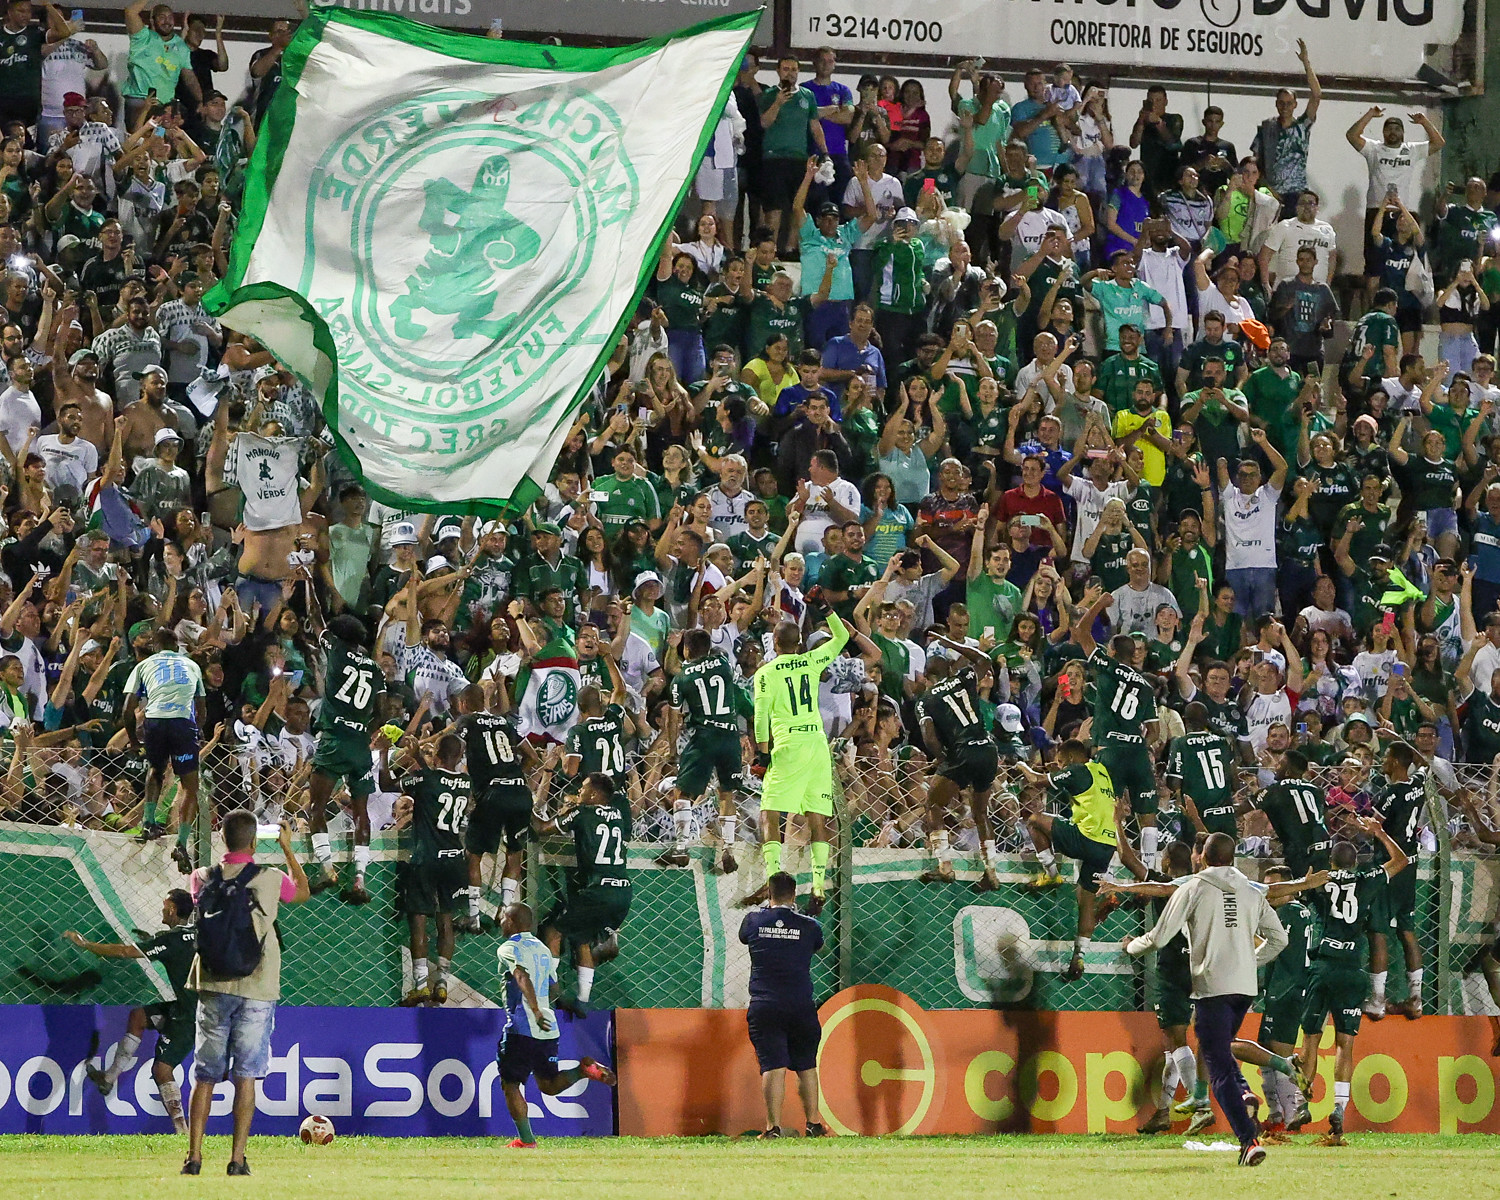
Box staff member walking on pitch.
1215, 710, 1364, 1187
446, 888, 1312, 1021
1126, 832, 1288, 1167
739, 870, 826, 1140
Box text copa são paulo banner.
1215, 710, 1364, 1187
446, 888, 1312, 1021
790, 0, 1462, 81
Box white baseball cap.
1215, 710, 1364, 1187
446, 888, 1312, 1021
388, 521, 418, 546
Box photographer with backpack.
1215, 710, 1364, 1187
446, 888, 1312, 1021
182, 809, 309, 1177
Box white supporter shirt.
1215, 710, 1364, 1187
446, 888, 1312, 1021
1194, 282, 1255, 338
33, 433, 97, 494
1221, 481, 1280, 570
225, 432, 304, 531
1358, 138, 1430, 209
1015, 359, 1074, 404
708, 485, 752, 540
1065, 476, 1129, 560
1262, 218, 1338, 286
843, 171, 903, 249
1244, 686, 1296, 752
1138, 246, 1190, 333
795, 476, 862, 554
1110, 581, 1181, 637
0, 387, 41, 458
1013, 207, 1072, 258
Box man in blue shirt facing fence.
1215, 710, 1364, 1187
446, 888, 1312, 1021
739, 870, 826, 1139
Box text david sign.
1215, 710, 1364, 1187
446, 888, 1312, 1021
790, 0, 1462, 81
0, 1004, 614, 1136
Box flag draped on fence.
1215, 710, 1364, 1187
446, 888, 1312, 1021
205, 8, 759, 516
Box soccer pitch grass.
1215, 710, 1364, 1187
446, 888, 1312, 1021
5, 1133, 1499, 1199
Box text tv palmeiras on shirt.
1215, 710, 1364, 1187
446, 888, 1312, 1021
205, 7, 761, 518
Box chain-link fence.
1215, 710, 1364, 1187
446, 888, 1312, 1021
5, 746, 1500, 1018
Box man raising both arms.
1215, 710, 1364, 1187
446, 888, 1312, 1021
753, 612, 850, 915
306, 614, 384, 903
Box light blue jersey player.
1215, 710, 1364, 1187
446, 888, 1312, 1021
122, 629, 207, 873
494, 902, 616, 1148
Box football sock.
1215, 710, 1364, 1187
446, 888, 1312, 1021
1334, 1080, 1350, 1116
311, 833, 333, 866
105, 1033, 140, 1086
1260, 1066, 1283, 1121
467, 887, 480, 920
982, 840, 997, 870
1140, 825, 1159, 869
1160, 1053, 1180, 1110
762, 840, 782, 875
353, 842, 371, 885
1277, 1072, 1302, 1118
721, 815, 737, 847
1371, 970, 1387, 1002
159, 1078, 184, 1123
1408, 968, 1424, 999
1036, 846, 1057, 873
501, 877, 520, 906
1172, 1045, 1199, 1102
1266, 1053, 1297, 1077
672, 800, 692, 849
932, 830, 951, 861
512, 1111, 535, 1144
436, 956, 450, 987
142, 800, 158, 826
576, 967, 595, 1002
413, 958, 429, 990
810, 842, 829, 894
1074, 936, 1091, 957
176, 822, 191, 849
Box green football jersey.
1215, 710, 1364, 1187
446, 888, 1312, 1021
318, 631, 383, 737
1373, 774, 1425, 861
1165, 730, 1236, 834
1264, 898, 1313, 994
561, 798, 632, 890
1311, 867, 1384, 963
918, 667, 992, 754
726, 529, 778, 572
404, 767, 471, 864
1254, 779, 1329, 860
459, 711, 527, 792
1088, 646, 1157, 747
671, 653, 740, 733
565, 703, 629, 779
139, 924, 197, 1001
1196, 693, 1246, 743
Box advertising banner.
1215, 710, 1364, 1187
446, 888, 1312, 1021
0, 1004, 614, 1136
789, 0, 1464, 82
619, 984, 1500, 1136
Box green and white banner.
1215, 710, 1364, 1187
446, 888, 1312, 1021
206, 8, 758, 515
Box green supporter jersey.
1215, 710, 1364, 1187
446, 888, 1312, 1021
727, 529, 778, 572
1264, 898, 1313, 996
1254, 778, 1329, 860
458, 711, 528, 792
1125, 483, 1156, 549
1426, 403, 1478, 461
1300, 461, 1358, 533
871, 239, 926, 314
139, 924, 197, 1002
1179, 337, 1245, 390
317, 631, 383, 737
1196, 693, 1246, 743
918, 666, 992, 756
1373, 774, 1425, 861
1343, 310, 1400, 383
0, 23, 42, 99
758, 85, 817, 158
1312, 867, 1385, 963
565, 703, 629, 780
1332, 504, 1392, 575
818, 553, 879, 620
1241, 365, 1302, 450
1165, 730, 1236, 833
516, 554, 586, 615
1277, 514, 1324, 574
404, 767, 471, 865
1166, 544, 1213, 619
745, 295, 807, 359
1097, 353, 1163, 414
1088, 529, 1135, 591
966, 573, 1023, 643
1049, 761, 1119, 847
559, 798, 632, 891
702, 286, 748, 350
1466, 689, 1500, 761
593, 474, 663, 534
656, 277, 704, 331
1435, 205, 1498, 279
1088, 645, 1157, 746
753, 612, 850, 745
870, 631, 909, 703
1089, 279, 1164, 351
125, 28, 191, 100
1401, 454, 1458, 511
671, 652, 740, 733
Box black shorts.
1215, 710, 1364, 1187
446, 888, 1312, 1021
747, 1002, 821, 1073
404, 853, 468, 917
1284, 842, 1330, 880
761, 157, 806, 209
1049, 818, 1117, 893
142, 717, 199, 774
938, 744, 999, 792
544, 885, 632, 950
145, 999, 195, 1067
497, 1028, 561, 1085
464, 784, 532, 857
1396, 304, 1423, 335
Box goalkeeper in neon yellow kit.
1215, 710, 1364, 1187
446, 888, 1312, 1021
753, 613, 850, 915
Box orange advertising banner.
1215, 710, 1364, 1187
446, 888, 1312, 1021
617, 986, 1500, 1136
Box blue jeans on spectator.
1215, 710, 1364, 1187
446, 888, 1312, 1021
1440, 330, 1479, 377
1277, 562, 1318, 623
1194, 993, 1259, 1148
1227, 566, 1277, 619
194, 991, 277, 1082
666, 328, 705, 385
1147, 327, 1185, 403
849, 247, 875, 311
806, 299, 851, 350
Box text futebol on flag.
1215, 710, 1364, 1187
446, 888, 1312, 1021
206, 7, 760, 515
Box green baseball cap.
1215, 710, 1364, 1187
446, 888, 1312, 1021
532, 522, 563, 537
128, 620, 154, 643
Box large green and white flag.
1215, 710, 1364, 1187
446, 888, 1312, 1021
206, 8, 758, 515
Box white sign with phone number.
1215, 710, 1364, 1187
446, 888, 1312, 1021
790, 0, 1462, 83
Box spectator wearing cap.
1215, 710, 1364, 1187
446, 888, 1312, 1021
628, 570, 670, 658
156, 274, 221, 404
132, 425, 190, 521
792, 153, 874, 350
457, 519, 514, 626
870, 206, 927, 364
369, 519, 419, 620
516, 522, 586, 623
92, 293, 162, 408
44, 89, 122, 192
118, 362, 180, 466
424, 515, 465, 569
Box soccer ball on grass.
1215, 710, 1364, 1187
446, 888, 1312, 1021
299, 1114, 336, 1145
